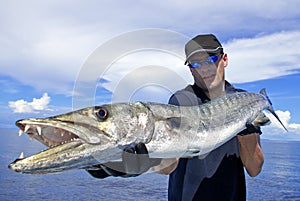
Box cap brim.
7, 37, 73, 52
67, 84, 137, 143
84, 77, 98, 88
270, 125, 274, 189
184, 47, 223, 64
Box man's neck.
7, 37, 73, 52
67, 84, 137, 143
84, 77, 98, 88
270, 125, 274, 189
202, 82, 225, 100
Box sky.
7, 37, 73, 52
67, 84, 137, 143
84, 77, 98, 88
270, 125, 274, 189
0, 0, 300, 140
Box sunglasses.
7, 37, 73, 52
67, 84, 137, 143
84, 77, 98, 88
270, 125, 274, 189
187, 55, 220, 69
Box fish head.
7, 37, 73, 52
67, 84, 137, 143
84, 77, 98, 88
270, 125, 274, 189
9, 102, 154, 174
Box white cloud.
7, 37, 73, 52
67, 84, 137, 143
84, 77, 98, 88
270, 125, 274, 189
263, 110, 300, 136
226, 31, 300, 83
9, 93, 51, 113
0, 0, 300, 96
99, 51, 193, 103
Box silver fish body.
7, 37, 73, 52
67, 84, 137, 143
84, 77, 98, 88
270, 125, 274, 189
8, 89, 286, 174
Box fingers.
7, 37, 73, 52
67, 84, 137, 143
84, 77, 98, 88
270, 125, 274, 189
135, 142, 148, 155
245, 123, 262, 134
122, 143, 150, 175
239, 123, 262, 136
135, 143, 161, 167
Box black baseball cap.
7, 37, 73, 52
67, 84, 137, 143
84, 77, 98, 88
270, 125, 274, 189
184, 34, 223, 64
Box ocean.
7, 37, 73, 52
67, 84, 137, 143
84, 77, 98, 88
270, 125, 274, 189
1, 129, 299, 201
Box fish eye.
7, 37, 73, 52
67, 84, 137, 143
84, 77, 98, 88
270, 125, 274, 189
96, 107, 109, 120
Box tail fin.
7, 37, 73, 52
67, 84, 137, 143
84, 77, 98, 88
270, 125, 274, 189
259, 88, 288, 132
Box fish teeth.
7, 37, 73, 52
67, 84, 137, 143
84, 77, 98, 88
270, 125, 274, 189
19, 152, 25, 159
24, 125, 30, 132
18, 130, 23, 137
37, 126, 42, 136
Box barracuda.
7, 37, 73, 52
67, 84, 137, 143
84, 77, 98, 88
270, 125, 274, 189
8, 89, 287, 174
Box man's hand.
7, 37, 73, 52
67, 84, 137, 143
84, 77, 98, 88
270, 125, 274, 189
238, 122, 262, 136
86, 143, 161, 179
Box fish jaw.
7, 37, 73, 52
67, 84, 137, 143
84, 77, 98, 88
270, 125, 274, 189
8, 122, 120, 174
8, 140, 89, 174
8, 138, 122, 174
9, 115, 118, 174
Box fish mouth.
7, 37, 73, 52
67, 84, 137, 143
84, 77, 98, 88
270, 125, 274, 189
9, 115, 116, 174
16, 120, 80, 148
9, 120, 92, 173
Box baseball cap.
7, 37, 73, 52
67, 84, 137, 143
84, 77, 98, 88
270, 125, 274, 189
185, 34, 223, 64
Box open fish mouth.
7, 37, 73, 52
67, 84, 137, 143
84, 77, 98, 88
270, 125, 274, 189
8, 120, 89, 173
16, 121, 80, 148
8, 106, 120, 174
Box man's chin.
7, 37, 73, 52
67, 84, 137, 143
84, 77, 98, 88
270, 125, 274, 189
197, 80, 223, 93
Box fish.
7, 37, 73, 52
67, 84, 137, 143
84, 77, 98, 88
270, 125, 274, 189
8, 89, 287, 174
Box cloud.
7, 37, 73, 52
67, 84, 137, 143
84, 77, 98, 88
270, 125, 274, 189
263, 110, 300, 136
226, 31, 300, 83
9, 93, 51, 113
1, 1, 300, 96
98, 50, 192, 103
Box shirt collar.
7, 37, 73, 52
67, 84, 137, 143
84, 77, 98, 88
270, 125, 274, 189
191, 80, 235, 102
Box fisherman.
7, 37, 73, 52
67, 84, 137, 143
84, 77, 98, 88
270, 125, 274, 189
166, 34, 265, 201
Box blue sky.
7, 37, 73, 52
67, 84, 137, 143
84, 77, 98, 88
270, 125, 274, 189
0, 0, 300, 140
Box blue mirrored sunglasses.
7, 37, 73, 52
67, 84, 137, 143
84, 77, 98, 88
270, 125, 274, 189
188, 55, 219, 69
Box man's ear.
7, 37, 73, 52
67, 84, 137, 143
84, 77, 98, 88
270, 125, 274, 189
223, 53, 228, 68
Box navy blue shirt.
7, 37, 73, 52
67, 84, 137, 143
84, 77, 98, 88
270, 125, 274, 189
168, 81, 246, 201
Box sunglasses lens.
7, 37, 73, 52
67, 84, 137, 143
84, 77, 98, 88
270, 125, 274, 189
190, 62, 201, 68
188, 55, 219, 68
206, 55, 218, 64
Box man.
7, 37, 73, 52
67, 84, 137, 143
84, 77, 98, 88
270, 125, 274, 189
167, 34, 264, 201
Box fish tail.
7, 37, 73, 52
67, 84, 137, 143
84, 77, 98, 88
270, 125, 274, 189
260, 88, 288, 132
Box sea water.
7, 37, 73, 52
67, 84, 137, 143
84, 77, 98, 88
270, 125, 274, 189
1, 130, 299, 201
